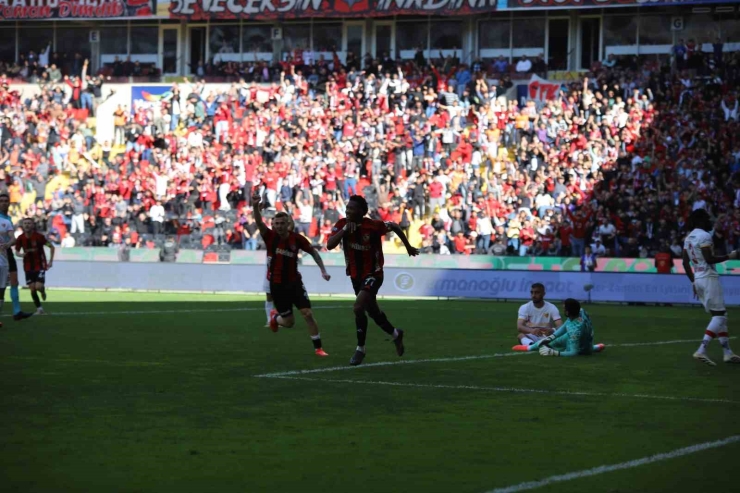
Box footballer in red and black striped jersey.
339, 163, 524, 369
15, 218, 54, 315
327, 195, 420, 366
251, 191, 331, 358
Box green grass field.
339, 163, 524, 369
1, 291, 739, 493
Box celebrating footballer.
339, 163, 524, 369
327, 194, 419, 366
15, 218, 54, 315
252, 191, 332, 358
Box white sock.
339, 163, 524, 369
356, 345, 365, 353
521, 336, 535, 346
265, 301, 273, 323
714, 316, 732, 356
698, 329, 715, 354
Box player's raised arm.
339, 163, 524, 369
251, 191, 270, 239
326, 219, 350, 251
385, 221, 420, 257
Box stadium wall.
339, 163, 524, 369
46, 261, 740, 305
54, 248, 740, 274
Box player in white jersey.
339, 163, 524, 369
0, 192, 34, 324
0, 193, 15, 326
513, 283, 563, 348
263, 215, 295, 326
682, 208, 740, 366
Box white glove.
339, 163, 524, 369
541, 333, 556, 343
539, 345, 560, 357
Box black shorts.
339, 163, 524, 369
8, 250, 17, 273
351, 275, 384, 297
270, 281, 311, 317
25, 270, 46, 285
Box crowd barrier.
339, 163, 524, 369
46, 261, 740, 306
55, 248, 740, 274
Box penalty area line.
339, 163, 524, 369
263, 376, 739, 405
254, 337, 733, 378
484, 435, 740, 493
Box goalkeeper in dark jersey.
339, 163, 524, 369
528, 298, 605, 357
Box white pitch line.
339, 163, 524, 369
617, 336, 737, 347
485, 435, 740, 493
254, 337, 732, 378
264, 376, 738, 405
0, 305, 347, 318
255, 351, 534, 377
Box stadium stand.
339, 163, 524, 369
1, 46, 740, 260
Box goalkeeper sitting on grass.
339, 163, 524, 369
517, 298, 605, 356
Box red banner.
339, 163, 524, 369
0, 0, 155, 20
507, 0, 735, 8
528, 74, 560, 102
169, 0, 497, 20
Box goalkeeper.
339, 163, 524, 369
528, 298, 605, 357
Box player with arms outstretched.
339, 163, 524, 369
682, 208, 740, 366
327, 195, 420, 366
252, 192, 332, 357
522, 298, 605, 356
15, 218, 54, 315
514, 283, 563, 348
263, 216, 295, 327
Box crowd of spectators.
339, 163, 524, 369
2, 41, 740, 261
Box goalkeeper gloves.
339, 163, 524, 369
539, 345, 560, 357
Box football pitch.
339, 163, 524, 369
1, 291, 739, 493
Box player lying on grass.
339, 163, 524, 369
513, 298, 605, 356
682, 208, 740, 366
252, 192, 332, 358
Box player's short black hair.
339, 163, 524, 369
688, 208, 712, 232
531, 282, 545, 291
349, 195, 369, 215
274, 212, 291, 221
564, 298, 581, 318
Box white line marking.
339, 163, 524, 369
254, 337, 735, 378
484, 435, 740, 493
264, 376, 738, 405
617, 336, 737, 347
0, 305, 347, 318
255, 351, 533, 377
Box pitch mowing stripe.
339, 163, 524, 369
254, 337, 737, 378
263, 376, 739, 405
484, 435, 740, 493
0, 305, 347, 317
